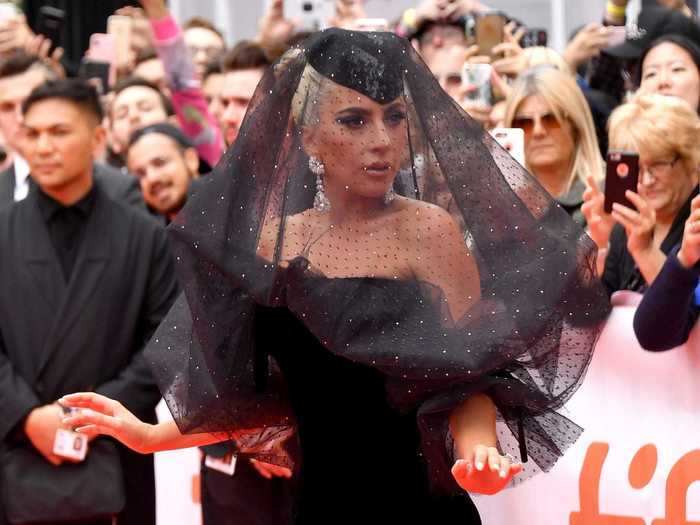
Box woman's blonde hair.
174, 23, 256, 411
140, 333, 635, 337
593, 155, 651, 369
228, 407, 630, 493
291, 63, 325, 127
519, 47, 572, 76
503, 66, 604, 191
609, 93, 700, 179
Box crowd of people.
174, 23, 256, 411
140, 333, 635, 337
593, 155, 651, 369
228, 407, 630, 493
0, 0, 698, 524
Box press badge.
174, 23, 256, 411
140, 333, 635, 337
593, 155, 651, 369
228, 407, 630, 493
205, 454, 237, 476
53, 428, 88, 462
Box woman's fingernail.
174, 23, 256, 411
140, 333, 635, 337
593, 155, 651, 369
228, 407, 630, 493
475, 461, 484, 471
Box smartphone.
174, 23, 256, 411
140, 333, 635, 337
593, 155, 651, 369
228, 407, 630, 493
461, 63, 493, 108
475, 12, 505, 58
521, 28, 548, 48
36, 6, 65, 54
79, 60, 111, 95
605, 151, 639, 214
107, 15, 132, 68
606, 26, 627, 49
355, 18, 389, 32
491, 128, 525, 166
284, 0, 335, 32
88, 33, 116, 64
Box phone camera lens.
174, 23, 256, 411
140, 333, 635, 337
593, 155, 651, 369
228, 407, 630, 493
302, 2, 313, 11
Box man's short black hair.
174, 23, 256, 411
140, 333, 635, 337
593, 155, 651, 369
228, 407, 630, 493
222, 41, 270, 73
129, 122, 195, 151
111, 76, 175, 117
202, 59, 222, 82
22, 78, 104, 122
0, 50, 58, 81
134, 47, 160, 67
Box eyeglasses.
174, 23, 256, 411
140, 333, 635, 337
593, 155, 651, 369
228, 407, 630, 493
641, 155, 680, 178
511, 112, 562, 134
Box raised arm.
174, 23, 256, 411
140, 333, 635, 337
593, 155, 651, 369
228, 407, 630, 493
140, 0, 224, 167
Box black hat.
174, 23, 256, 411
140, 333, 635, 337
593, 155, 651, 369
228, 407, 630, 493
305, 28, 404, 104
606, 6, 700, 60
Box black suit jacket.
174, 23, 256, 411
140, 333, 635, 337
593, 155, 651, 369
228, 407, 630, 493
0, 176, 178, 524
0, 161, 144, 210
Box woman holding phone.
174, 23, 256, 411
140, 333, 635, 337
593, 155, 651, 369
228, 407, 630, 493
582, 93, 700, 295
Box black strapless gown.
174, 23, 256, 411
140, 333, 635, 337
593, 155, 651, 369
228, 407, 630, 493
255, 273, 481, 524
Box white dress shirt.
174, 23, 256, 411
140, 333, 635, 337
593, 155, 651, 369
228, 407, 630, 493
13, 155, 30, 202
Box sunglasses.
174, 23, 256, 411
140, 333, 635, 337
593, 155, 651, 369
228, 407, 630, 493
511, 112, 562, 133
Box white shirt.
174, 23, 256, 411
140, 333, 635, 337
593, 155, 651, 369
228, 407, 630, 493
13, 155, 30, 202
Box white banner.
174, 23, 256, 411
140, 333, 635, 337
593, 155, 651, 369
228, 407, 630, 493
476, 299, 700, 524
155, 402, 201, 525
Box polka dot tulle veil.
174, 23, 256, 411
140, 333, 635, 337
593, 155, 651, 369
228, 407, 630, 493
146, 28, 611, 492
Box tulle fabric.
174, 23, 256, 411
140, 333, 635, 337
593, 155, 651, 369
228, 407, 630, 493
146, 28, 610, 492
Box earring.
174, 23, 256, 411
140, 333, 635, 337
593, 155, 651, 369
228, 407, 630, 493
384, 187, 396, 206
310, 156, 331, 213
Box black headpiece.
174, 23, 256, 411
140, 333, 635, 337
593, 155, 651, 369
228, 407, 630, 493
306, 28, 404, 104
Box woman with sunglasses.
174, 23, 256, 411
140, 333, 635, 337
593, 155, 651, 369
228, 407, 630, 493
582, 93, 700, 296
503, 67, 604, 227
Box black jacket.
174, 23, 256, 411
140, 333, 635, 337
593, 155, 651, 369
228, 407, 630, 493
0, 176, 178, 524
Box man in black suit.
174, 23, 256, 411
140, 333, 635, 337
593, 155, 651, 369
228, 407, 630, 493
0, 50, 143, 209
0, 79, 177, 524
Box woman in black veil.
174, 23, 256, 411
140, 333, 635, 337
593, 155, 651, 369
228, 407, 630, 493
63, 29, 610, 523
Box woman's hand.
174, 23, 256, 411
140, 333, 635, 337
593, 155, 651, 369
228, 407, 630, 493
452, 445, 522, 495
60, 392, 155, 454
563, 23, 612, 71
677, 194, 700, 268
582, 175, 615, 249
611, 190, 656, 258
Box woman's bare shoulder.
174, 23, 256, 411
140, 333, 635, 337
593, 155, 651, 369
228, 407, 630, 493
394, 197, 461, 236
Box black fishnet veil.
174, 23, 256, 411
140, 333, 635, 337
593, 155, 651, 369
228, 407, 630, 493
146, 29, 610, 492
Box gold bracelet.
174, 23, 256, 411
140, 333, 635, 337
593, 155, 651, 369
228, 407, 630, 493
606, 1, 627, 18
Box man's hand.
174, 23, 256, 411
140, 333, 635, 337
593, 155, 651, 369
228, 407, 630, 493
257, 0, 298, 50
24, 404, 65, 466
137, 0, 168, 20
0, 14, 33, 56
329, 0, 367, 30
250, 458, 293, 480
24, 34, 65, 78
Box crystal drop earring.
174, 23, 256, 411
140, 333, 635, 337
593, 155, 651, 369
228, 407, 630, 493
309, 156, 331, 212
